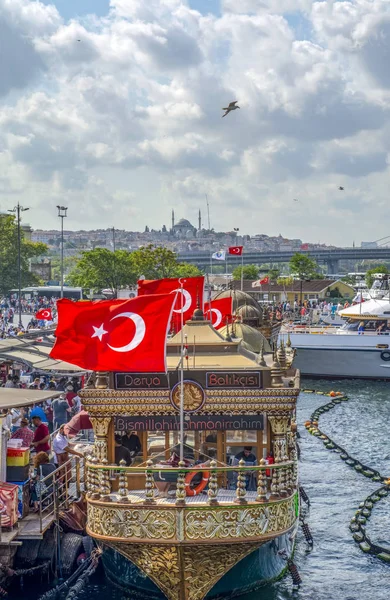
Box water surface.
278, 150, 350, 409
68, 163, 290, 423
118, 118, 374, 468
24, 379, 390, 600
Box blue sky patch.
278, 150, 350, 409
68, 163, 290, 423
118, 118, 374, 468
40, 0, 110, 20
188, 0, 221, 17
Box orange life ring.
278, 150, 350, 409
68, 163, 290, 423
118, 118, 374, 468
185, 468, 210, 496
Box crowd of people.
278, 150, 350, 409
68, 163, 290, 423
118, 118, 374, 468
3, 375, 84, 512
0, 295, 57, 339
267, 299, 348, 322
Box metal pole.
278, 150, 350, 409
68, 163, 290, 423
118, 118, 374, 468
179, 283, 184, 462
112, 227, 116, 252
17, 204, 22, 328
240, 250, 244, 292
226, 254, 228, 288
57, 206, 68, 299
112, 227, 117, 298
60, 215, 64, 299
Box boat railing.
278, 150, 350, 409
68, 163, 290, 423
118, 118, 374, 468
85, 458, 297, 505
36, 455, 85, 533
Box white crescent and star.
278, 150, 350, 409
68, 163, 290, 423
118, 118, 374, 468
91, 312, 146, 353
171, 288, 192, 314
206, 308, 222, 328
41, 310, 51, 318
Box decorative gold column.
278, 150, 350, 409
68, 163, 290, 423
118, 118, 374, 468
268, 415, 290, 462
89, 417, 112, 462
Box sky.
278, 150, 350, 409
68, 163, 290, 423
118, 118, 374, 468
0, 0, 390, 245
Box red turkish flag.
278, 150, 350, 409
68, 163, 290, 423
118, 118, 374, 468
204, 297, 233, 330
50, 295, 176, 372
36, 308, 53, 320
137, 277, 204, 333
228, 246, 243, 256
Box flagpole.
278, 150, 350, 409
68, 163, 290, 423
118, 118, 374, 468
226, 253, 228, 289
210, 251, 212, 277
240, 248, 244, 292
179, 282, 184, 463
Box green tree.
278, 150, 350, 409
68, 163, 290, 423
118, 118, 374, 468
269, 268, 280, 282
0, 214, 48, 295
341, 274, 355, 286
174, 263, 203, 278
289, 253, 322, 280
365, 265, 389, 289
67, 248, 136, 294
232, 264, 259, 280
130, 245, 200, 279
51, 255, 80, 282
130, 245, 179, 279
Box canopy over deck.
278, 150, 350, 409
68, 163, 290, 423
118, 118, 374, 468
0, 388, 61, 412
0, 337, 86, 373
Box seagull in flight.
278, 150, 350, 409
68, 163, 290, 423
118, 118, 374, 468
339, 186, 344, 191
293, 198, 299, 202
222, 101, 240, 118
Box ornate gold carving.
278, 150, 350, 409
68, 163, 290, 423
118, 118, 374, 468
89, 417, 111, 437
268, 415, 290, 435
87, 495, 297, 542
105, 541, 263, 600
80, 387, 298, 420
182, 543, 261, 600
108, 544, 181, 600
185, 506, 269, 540
88, 504, 176, 539
170, 381, 205, 412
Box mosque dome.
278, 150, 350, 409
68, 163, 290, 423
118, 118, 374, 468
213, 290, 258, 311
219, 323, 271, 354
236, 304, 263, 321
173, 219, 194, 229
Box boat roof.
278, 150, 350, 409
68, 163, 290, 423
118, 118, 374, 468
167, 316, 272, 370
0, 388, 61, 412
339, 298, 390, 319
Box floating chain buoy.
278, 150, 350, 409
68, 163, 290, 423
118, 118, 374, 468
305, 390, 390, 564
299, 486, 310, 507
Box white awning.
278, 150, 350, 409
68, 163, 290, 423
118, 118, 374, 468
0, 388, 61, 411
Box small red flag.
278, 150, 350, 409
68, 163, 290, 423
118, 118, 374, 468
204, 297, 233, 330
228, 246, 243, 256
252, 276, 269, 288
50, 295, 175, 372
36, 308, 53, 320
137, 276, 204, 333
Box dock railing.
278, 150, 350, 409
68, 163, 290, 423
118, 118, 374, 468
37, 455, 85, 533
86, 457, 297, 505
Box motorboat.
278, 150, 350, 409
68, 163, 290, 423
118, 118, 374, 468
284, 297, 390, 379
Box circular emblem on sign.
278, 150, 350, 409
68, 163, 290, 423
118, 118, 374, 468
170, 380, 205, 413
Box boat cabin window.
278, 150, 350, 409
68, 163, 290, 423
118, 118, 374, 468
342, 320, 359, 331
225, 430, 257, 444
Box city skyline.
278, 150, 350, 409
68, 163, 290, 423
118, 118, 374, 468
0, 1, 389, 245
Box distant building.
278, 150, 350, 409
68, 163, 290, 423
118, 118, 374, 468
231, 279, 355, 303
171, 218, 197, 239
30, 258, 52, 282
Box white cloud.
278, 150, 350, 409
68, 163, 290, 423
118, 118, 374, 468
0, 0, 389, 244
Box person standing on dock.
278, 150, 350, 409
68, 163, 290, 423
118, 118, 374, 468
52, 394, 71, 429
31, 415, 51, 456
53, 425, 83, 479
11, 417, 34, 447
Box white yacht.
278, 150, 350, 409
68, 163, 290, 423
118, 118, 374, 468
285, 298, 390, 379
